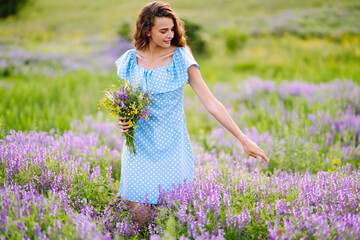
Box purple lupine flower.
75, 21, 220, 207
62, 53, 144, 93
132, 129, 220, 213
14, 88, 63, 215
121, 101, 126, 109
1, 77, 360, 239
90, 165, 101, 181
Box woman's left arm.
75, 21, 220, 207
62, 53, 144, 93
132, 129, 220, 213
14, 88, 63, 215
188, 65, 269, 163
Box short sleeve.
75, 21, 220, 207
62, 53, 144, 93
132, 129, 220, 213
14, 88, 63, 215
115, 49, 134, 81
177, 47, 200, 84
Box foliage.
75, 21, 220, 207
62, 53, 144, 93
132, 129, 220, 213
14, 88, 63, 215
1, 114, 359, 239
0, 71, 115, 134
221, 27, 248, 54
183, 18, 208, 56
1, 0, 360, 238
117, 21, 133, 41
0, 0, 29, 18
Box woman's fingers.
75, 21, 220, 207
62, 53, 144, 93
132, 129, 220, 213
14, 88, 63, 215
258, 152, 269, 163
258, 147, 269, 162
118, 117, 130, 126
118, 117, 133, 133
252, 152, 269, 163
118, 117, 129, 124
118, 117, 127, 123
120, 128, 129, 133
119, 124, 132, 129
243, 139, 269, 163
118, 124, 132, 131
247, 149, 269, 163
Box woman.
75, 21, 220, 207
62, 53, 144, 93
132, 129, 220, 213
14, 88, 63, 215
116, 1, 269, 228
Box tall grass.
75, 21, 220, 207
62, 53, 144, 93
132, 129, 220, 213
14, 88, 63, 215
198, 34, 360, 86
0, 71, 114, 133
1, 0, 359, 42
1, 33, 359, 135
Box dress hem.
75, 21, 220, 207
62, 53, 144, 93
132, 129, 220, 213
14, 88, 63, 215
117, 193, 165, 205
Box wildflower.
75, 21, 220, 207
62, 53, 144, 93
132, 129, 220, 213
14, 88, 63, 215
99, 79, 153, 155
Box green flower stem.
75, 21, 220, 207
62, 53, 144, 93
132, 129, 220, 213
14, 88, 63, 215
125, 128, 136, 155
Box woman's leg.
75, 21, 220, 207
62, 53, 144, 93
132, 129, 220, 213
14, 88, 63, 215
128, 201, 152, 228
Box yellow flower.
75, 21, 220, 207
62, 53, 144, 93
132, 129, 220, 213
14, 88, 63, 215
332, 158, 341, 165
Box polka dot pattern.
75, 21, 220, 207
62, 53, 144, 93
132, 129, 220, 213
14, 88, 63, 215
114, 47, 200, 204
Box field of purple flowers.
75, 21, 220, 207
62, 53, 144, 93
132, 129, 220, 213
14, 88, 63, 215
0, 37, 132, 77
1, 0, 360, 238
1, 78, 359, 239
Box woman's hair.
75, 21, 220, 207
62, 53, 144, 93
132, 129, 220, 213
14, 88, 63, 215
133, 1, 188, 51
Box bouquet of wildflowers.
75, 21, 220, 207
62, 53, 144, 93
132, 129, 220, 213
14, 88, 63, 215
99, 80, 153, 155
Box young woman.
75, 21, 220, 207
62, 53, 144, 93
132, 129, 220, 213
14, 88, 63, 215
116, 1, 269, 228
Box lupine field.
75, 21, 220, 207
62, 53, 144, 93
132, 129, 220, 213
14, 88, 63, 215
1, 0, 360, 239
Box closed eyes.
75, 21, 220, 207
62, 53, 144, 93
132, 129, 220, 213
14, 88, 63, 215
160, 28, 174, 34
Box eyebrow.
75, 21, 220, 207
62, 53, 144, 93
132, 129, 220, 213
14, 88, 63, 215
159, 26, 174, 30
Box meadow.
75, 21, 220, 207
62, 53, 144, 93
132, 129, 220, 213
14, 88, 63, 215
1, 0, 360, 239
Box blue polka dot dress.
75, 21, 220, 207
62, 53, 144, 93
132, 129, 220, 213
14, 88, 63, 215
114, 47, 200, 204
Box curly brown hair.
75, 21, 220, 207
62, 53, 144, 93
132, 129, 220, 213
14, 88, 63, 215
133, 1, 188, 51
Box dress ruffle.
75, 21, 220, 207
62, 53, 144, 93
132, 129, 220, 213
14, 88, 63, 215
114, 47, 200, 94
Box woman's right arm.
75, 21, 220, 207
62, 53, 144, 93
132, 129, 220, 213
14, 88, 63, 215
118, 117, 132, 133
188, 65, 269, 163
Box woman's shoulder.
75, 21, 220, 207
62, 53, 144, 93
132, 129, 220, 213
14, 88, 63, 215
174, 46, 198, 67
120, 48, 136, 59
115, 48, 137, 80
176, 46, 191, 54
175, 46, 197, 62
115, 49, 136, 66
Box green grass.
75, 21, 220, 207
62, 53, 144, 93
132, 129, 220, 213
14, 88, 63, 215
1, 0, 360, 135
195, 34, 360, 87
1, 0, 359, 42
0, 71, 115, 133
1, 33, 359, 134
0, 1, 359, 238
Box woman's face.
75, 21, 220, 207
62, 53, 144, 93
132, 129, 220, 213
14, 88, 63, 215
148, 17, 175, 48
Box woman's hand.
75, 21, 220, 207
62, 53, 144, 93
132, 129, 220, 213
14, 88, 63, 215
242, 138, 269, 163
118, 117, 132, 133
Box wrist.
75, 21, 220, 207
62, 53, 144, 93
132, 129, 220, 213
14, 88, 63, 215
237, 133, 248, 145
